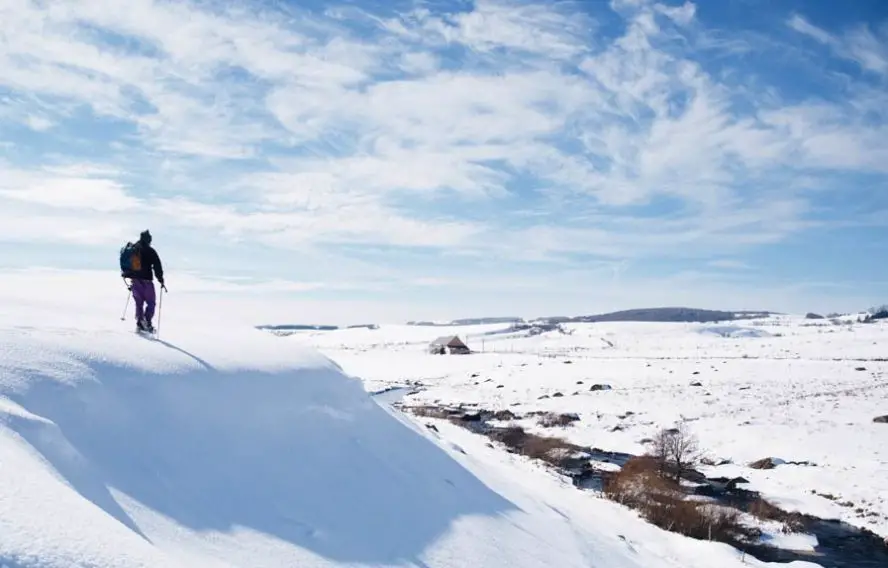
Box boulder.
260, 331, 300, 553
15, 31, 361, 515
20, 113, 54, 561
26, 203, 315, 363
749, 457, 786, 469
492, 409, 518, 421
538, 412, 580, 428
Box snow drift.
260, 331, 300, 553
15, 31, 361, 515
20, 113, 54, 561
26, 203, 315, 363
0, 323, 526, 567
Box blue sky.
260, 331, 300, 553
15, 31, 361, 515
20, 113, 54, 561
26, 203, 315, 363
0, 0, 886, 323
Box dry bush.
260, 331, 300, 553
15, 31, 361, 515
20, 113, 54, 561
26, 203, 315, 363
488, 426, 585, 468
649, 502, 759, 543
492, 409, 518, 421
619, 455, 662, 476
487, 426, 528, 448
604, 456, 680, 507
521, 434, 577, 460
604, 456, 759, 545
748, 497, 807, 533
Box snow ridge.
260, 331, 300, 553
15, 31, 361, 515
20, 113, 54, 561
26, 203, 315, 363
0, 325, 524, 567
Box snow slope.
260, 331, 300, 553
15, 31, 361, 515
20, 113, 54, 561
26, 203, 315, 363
0, 269, 808, 567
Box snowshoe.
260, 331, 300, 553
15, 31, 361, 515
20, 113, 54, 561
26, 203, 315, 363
136, 318, 156, 335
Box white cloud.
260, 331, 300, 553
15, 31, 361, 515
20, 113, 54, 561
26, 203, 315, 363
387, 0, 594, 59
0, 0, 885, 316
0, 165, 141, 212
654, 1, 696, 26
760, 102, 888, 173
398, 52, 440, 75
787, 14, 888, 76
152, 196, 483, 249
0, 204, 131, 246
787, 14, 835, 46
25, 114, 54, 131
164, 274, 369, 294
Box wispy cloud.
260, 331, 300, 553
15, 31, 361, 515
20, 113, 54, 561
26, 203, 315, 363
0, 165, 139, 212
1, 0, 886, 318
787, 13, 888, 76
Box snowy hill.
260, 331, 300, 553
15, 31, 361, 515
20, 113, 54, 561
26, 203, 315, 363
0, 269, 806, 568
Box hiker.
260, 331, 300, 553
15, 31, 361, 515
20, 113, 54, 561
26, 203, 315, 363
122, 230, 166, 333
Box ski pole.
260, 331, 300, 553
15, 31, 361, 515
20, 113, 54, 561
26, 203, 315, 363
156, 285, 164, 337
120, 279, 132, 321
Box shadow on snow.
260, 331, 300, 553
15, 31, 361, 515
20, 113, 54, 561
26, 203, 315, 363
6, 338, 520, 565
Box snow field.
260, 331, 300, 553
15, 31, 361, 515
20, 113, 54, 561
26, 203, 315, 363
306, 317, 888, 540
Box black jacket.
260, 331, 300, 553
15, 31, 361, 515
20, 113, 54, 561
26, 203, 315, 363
131, 244, 164, 283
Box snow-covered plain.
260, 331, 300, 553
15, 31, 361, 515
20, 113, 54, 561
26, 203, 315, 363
300, 316, 888, 543
0, 269, 818, 567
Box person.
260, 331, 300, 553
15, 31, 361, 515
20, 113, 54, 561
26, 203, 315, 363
125, 230, 166, 333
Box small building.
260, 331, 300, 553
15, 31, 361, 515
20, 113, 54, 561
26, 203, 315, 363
428, 335, 470, 355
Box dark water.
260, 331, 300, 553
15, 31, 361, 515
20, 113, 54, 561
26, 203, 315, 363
739, 517, 888, 568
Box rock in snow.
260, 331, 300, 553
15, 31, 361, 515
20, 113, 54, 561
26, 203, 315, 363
749, 457, 787, 470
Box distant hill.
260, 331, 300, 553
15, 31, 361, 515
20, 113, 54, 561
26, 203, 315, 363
540, 307, 769, 324
256, 324, 339, 331
407, 309, 774, 326
407, 317, 523, 326
256, 323, 380, 332
258, 308, 774, 332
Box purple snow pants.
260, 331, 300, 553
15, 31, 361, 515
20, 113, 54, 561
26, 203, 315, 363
131, 279, 156, 323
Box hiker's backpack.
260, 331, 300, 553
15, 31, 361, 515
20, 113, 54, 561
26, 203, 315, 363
119, 242, 143, 276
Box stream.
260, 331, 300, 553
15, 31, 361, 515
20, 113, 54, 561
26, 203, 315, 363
391, 397, 888, 568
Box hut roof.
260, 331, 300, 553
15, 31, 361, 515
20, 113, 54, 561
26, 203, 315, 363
430, 335, 468, 348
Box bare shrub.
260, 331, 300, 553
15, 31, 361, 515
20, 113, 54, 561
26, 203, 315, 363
650, 421, 702, 482
604, 456, 677, 507
619, 455, 662, 477
488, 426, 586, 469
748, 497, 807, 533
522, 433, 575, 457
488, 426, 529, 449
537, 412, 580, 428
651, 502, 758, 543
492, 409, 517, 421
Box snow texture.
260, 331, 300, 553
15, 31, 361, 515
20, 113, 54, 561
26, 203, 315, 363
0, 269, 818, 567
